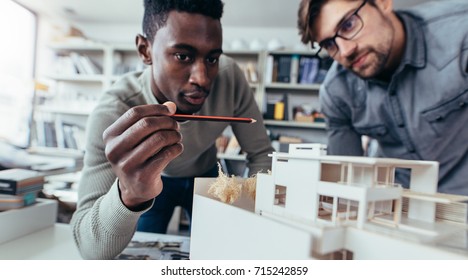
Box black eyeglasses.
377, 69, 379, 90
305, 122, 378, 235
314, 0, 367, 58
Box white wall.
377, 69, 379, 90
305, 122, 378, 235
60, 0, 438, 50
34, 0, 442, 75
72, 22, 305, 51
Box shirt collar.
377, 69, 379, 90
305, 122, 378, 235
397, 11, 426, 69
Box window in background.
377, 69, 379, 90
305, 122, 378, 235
0, 0, 37, 148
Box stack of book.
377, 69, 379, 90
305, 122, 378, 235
265, 54, 323, 85
0, 169, 45, 211
53, 52, 102, 75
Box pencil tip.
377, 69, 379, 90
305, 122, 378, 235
251, 119, 257, 123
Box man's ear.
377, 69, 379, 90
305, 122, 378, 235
136, 34, 152, 65
375, 0, 394, 14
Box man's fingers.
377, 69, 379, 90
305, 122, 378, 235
103, 103, 177, 141
105, 118, 180, 164
163, 101, 177, 114
146, 143, 184, 172
123, 130, 183, 165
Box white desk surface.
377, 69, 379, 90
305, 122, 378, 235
0, 223, 81, 260
0, 223, 191, 260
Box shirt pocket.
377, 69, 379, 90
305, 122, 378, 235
421, 88, 468, 137
354, 124, 398, 145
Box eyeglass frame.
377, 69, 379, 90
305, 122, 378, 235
313, 0, 368, 58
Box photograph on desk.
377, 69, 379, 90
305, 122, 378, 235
116, 240, 189, 260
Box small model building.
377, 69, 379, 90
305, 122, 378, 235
190, 144, 468, 260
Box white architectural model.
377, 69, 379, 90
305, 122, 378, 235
190, 144, 468, 259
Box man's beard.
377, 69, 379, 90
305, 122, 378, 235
348, 45, 390, 79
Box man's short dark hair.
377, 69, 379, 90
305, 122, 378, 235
143, 0, 224, 42
298, 0, 326, 45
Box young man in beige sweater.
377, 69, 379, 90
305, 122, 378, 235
70, 0, 273, 259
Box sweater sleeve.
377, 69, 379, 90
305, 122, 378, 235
69, 96, 153, 259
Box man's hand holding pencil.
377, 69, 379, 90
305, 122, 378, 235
102, 102, 255, 210
102, 102, 183, 210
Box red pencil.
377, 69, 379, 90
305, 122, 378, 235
171, 114, 256, 123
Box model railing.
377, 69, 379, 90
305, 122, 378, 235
336, 181, 402, 189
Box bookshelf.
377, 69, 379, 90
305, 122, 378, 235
261, 50, 332, 146
213, 50, 263, 174
214, 49, 331, 173
33, 42, 145, 151
110, 44, 146, 81
223, 50, 264, 106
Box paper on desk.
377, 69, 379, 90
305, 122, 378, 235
116, 231, 190, 260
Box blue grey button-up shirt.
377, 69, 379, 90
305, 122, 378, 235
320, 1, 468, 195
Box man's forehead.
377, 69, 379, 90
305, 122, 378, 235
157, 11, 221, 37
154, 11, 222, 52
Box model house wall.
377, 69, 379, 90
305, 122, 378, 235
191, 143, 468, 259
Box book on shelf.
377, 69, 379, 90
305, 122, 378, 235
276, 55, 292, 83
265, 54, 274, 84
298, 56, 319, 84
71, 125, 86, 151
44, 120, 58, 148
0, 168, 45, 195
289, 55, 300, 84
35, 117, 86, 151
62, 123, 78, 150
80, 55, 102, 74
53, 55, 77, 75
68, 52, 87, 75
265, 54, 327, 85
237, 61, 258, 83
246, 62, 258, 83
60, 122, 86, 151
64, 52, 102, 75
264, 102, 276, 120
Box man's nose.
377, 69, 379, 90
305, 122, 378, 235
189, 60, 209, 88
335, 37, 357, 58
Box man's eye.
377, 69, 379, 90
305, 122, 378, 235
207, 57, 219, 64
340, 15, 358, 34
175, 53, 192, 62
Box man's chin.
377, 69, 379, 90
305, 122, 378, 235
351, 64, 380, 79
354, 71, 375, 80
175, 105, 203, 115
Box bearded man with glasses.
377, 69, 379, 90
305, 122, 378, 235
298, 0, 468, 196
